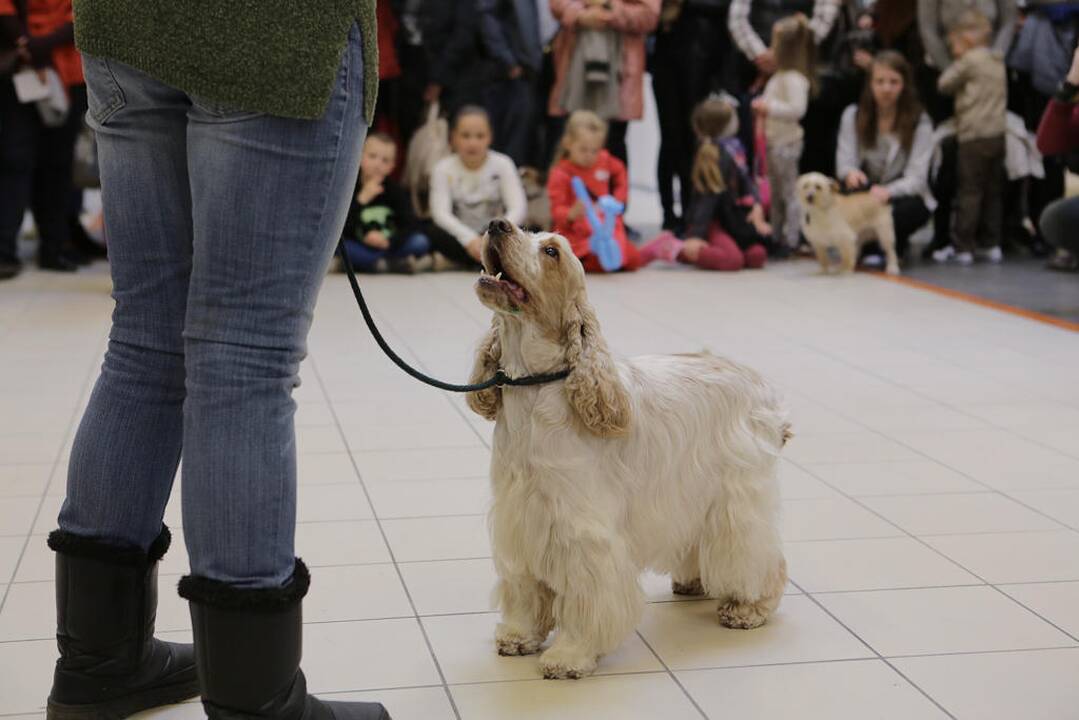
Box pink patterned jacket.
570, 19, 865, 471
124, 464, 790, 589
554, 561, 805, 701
547, 0, 661, 121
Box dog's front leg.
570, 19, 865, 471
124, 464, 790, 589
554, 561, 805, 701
494, 574, 555, 656
837, 231, 858, 273
539, 539, 643, 679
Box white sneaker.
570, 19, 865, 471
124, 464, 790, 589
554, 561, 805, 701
861, 253, 884, 268
954, 251, 974, 266
931, 246, 955, 264
975, 246, 1003, 263
412, 254, 435, 272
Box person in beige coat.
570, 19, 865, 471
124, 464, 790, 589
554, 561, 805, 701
935, 10, 1007, 264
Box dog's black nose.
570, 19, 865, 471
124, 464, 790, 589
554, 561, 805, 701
487, 218, 514, 236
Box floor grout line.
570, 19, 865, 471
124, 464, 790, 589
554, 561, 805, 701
309, 349, 464, 720
788, 579, 960, 720
0, 334, 106, 618
633, 629, 710, 719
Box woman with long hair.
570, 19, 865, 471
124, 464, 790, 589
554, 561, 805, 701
835, 50, 935, 263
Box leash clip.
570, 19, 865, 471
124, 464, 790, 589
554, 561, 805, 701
493, 369, 511, 388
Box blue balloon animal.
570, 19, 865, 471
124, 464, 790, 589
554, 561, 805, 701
571, 175, 625, 272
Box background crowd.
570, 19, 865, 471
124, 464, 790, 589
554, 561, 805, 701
4, 0, 1079, 280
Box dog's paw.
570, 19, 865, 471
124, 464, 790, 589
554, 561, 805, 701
495, 627, 544, 656
885, 263, 901, 276
538, 645, 598, 680
671, 578, 705, 596
717, 599, 772, 630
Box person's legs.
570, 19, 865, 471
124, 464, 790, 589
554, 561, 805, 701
976, 138, 1006, 250
743, 243, 767, 268
652, 52, 681, 227
390, 231, 431, 258
487, 75, 535, 168
692, 225, 745, 271
59, 56, 194, 550
889, 195, 931, 259
181, 27, 367, 588
928, 134, 957, 255
606, 120, 629, 167
48, 53, 201, 719
0, 81, 39, 268
427, 225, 481, 268
341, 239, 387, 271
767, 140, 802, 249
1040, 196, 1079, 256
954, 139, 988, 255
31, 84, 87, 266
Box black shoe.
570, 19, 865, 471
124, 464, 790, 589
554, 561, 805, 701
181, 559, 390, 720
38, 254, 79, 272
1029, 237, 1052, 259
70, 217, 108, 259
0, 258, 22, 280
47, 527, 199, 720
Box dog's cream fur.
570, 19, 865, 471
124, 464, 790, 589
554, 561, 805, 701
797, 172, 900, 276
467, 220, 790, 680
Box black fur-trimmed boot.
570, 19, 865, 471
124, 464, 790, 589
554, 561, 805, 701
46, 526, 199, 719
179, 559, 389, 720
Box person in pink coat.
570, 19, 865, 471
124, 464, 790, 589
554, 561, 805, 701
548, 0, 660, 166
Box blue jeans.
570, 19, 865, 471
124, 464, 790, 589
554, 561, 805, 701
59, 25, 367, 587
341, 232, 430, 270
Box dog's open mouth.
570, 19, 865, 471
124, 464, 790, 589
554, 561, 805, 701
480, 244, 528, 305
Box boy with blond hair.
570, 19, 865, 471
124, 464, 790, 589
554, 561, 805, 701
935, 9, 1007, 265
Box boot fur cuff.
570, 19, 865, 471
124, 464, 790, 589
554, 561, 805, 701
47, 525, 172, 565
177, 558, 311, 611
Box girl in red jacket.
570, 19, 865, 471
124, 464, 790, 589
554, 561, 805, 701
548, 111, 643, 272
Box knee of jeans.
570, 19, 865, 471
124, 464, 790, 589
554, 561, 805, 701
184, 335, 305, 396
102, 338, 186, 399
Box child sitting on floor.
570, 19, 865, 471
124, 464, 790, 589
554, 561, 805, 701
339, 133, 430, 274
428, 106, 527, 269
640, 95, 773, 270
548, 110, 642, 272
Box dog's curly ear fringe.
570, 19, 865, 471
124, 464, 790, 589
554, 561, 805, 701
467, 319, 502, 420
563, 296, 631, 437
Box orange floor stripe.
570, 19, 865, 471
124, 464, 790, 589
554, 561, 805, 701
875, 273, 1079, 333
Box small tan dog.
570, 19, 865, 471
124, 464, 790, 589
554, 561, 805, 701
797, 172, 900, 276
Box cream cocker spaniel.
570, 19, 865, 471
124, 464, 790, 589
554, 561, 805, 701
468, 219, 791, 680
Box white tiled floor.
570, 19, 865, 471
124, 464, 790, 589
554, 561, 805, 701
2, 258, 1079, 719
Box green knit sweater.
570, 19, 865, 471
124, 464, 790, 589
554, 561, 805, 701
72, 1, 378, 123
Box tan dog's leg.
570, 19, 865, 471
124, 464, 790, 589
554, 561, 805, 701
812, 243, 832, 274
494, 574, 555, 656
699, 492, 786, 630
837, 230, 858, 274
539, 538, 643, 679
877, 217, 901, 275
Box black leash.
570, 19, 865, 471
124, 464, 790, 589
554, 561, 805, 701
336, 240, 571, 393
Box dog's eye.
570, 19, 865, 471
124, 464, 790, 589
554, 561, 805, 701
544, 246, 559, 259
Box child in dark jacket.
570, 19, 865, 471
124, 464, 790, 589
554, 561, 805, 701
340, 133, 430, 273
641, 95, 774, 270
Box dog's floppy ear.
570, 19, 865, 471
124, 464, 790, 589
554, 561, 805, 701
562, 293, 631, 437
467, 318, 502, 420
